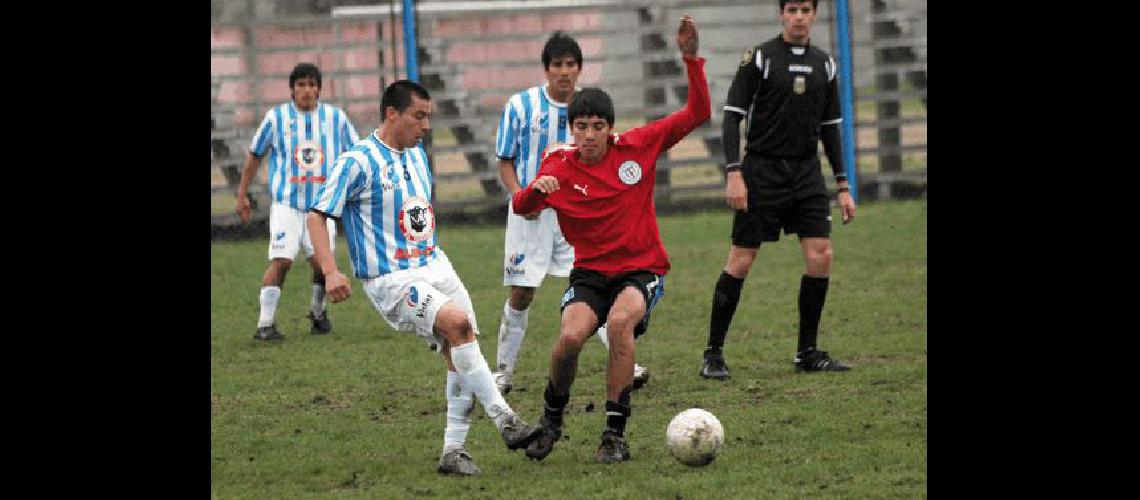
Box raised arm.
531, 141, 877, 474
635, 15, 710, 150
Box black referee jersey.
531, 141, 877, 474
725, 35, 842, 159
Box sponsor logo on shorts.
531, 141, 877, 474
560, 287, 575, 307
510, 253, 526, 266
414, 293, 434, 319
275, 232, 286, 241
618, 160, 642, 185
405, 286, 434, 318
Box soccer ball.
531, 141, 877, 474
666, 408, 725, 466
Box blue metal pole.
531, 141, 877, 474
402, 0, 419, 82
835, 0, 858, 202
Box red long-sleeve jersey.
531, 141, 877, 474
512, 56, 710, 277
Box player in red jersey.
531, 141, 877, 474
513, 14, 709, 464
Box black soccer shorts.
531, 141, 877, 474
731, 155, 832, 247
559, 268, 665, 338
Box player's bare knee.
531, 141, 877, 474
726, 248, 757, 277
605, 309, 639, 336
805, 244, 832, 272
556, 326, 590, 352
435, 308, 475, 345
509, 286, 536, 310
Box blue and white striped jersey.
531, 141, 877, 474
494, 85, 576, 190
249, 101, 360, 211
311, 132, 439, 279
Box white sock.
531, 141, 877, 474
311, 284, 327, 317
495, 302, 529, 372
596, 323, 611, 349
450, 341, 513, 429
258, 286, 281, 328
443, 370, 474, 454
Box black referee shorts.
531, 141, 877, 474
559, 268, 665, 339
731, 154, 832, 247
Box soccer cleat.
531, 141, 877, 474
498, 413, 542, 450
254, 324, 284, 341
437, 448, 481, 476
524, 414, 563, 461
493, 370, 513, 395
699, 348, 730, 380
308, 311, 332, 334
794, 349, 851, 373
632, 363, 650, 390
594, 431, 631, 464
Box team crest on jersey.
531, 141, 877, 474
406, 286, 419, 306
560, 287, 575, 308
399, 196, 435, 243
293, 140, 324, 171
740, 47, 754, 67
793, 75, 806, 94
618, 160, 643, 185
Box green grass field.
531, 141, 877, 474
211, 199, 927, 498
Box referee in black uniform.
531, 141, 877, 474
700, 0, 856, 380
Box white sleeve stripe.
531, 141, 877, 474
724, 106, 748, 115
821, 118, 842, 125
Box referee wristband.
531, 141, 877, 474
724, 163, 742, 172
837, 187, 850, 193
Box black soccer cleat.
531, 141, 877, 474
499, 413, 543, 450
594, 431, 631, 464
700, 348, 730, 380
308, 311, 332, 335
254, 324, 285, 341
794, 349, 851, 373
524, 414, 563, 461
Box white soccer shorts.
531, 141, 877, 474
360, 250, 480, 352
502, 204, 574, 287
267, 202, 336, 261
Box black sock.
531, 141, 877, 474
543, 380, 569, 423
797, 275, 830, 352
604, 398, 631, 436
604, 386, 632, 436
708, 271, 745, 350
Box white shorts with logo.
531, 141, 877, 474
503, 204, 574, 287
360, 250, 479, 352
268, 202, 336, 261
